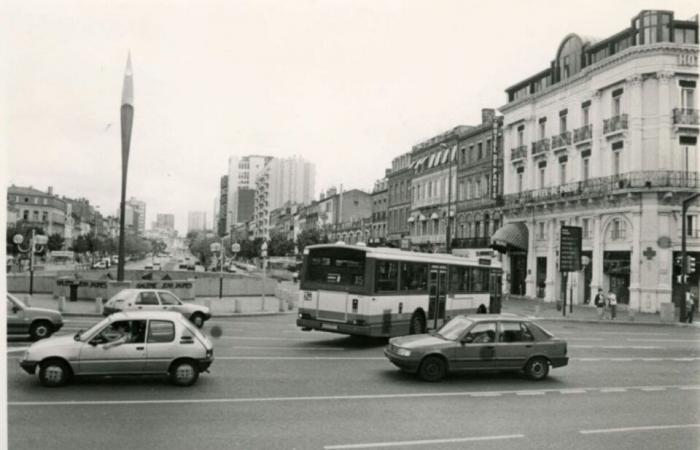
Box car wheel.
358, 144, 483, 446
170, 360, 200, 387
39, 359, 71, 387
418, 356, 447, 382
408, 312, 425, 335
190, 313, 205, 328
524, 356, 550, 381
29, 320, 53, 340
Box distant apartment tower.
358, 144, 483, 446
155, 213, 175, 231
125, 197, 146, 236
218, 176, 228, 236
227, 155, 273, 228
253, 156, 316, 239
188, 211, 207, 233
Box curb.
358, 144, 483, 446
527, 315, 698, 328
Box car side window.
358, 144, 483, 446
520, 322, 535, 341
98, 320, 147, 344
136, 292, 159, 305
464, 322, 496, 343
147, 320, 175, 343
499, 322, 535, 342
158, 292, 180, 306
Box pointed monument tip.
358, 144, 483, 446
121, 52, 134, 106
125, 52, 133, 76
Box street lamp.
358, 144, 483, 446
441, 143, 455, 254
14, 229, 48, 296
210, 241, 224, 299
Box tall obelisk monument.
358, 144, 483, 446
117, 53, 134, 281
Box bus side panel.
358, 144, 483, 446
447, 294, 489, 319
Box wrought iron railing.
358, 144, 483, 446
573, 124, 592, 143
510, 145, 527, 161
502, 170, 700, 207
531, 138, 550, 156
551, 131, 572, 149
603, 113, 628, 134
673, 108, 699, 125
451, 237, 491, 249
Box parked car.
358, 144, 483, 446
111, 255, 119, 264
7, 293, 64, 340
102, 289, 211, 328
384, 315, 568, 382
92, 261, 107, 269
19, 310, 214, 387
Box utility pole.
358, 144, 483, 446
680, 192, 700, 322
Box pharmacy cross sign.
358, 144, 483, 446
643, 247, 656, 260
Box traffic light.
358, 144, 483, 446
687, 255, 696, 275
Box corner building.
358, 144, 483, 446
498, 10, 699, 312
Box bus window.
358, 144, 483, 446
471, 267, 483, 292
400, 262, 428, 292
307, 248, 366, 287
376, 261, 399, 292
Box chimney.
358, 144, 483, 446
481, 108, 496, 123
47, 186, 53, 195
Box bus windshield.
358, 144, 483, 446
305, 247, 366, 288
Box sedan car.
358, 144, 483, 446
19, 310, 214, 387
7, 293, 63, 340
384, 315, 568, 382
102, 289, 211, 328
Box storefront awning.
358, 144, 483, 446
491, 222, 529, 253
407, 216, 415, 223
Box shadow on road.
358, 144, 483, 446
379, 367, 570, 387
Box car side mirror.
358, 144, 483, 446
12, 306, 20, 314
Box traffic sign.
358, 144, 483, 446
232, 243, 241, 253
13, 234, 24, 245
559, 226, 582, 272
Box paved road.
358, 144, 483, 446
7, 317, 700, 450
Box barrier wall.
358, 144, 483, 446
194, 277, 277, 297
7, 274, 56, 293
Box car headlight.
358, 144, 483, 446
23, 350, 29, 360
395, 348, 411, 357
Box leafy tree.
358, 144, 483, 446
296, 229, 327, 253
47, 233, 65, 251
269, 232, 294, 257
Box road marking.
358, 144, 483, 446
568, 338, 604, 341
580, 424, 700, 434
574, 357, 700, 362
230, 346, 345, 351
569, 345, 663, 349
516, 391, 545, 396
9, 385, 699, 407
215, 356, 384, 360
559, 389, 587, 394
600, 388, 627, 393
213, 336, 313, 342
640, 387, 666, 392
627, 338, 700, 343
323, 434, 525, 449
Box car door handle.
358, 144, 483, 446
136, 346, 144, 350
525, 345, 533, 348
137, 306, 142, 309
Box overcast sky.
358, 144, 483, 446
2, 0, 698, 234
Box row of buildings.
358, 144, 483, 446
221, 10, 699, 314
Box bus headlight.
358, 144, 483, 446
395, 348, 411, 357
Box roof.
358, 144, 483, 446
109, 310, 184, 321
305, 243, 502, 268
464, 314, 528, 322
8, 185, 52, 197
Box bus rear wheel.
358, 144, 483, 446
409, 312, 425, 335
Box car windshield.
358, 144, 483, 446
182, 319, 209, 345
436, 316, 474, 341
107, 289, 136, 303
76, 317, 111, 342
7, 293, 26, 309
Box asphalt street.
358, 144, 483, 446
7, 315, 700, 450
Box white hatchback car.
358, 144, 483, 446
19, 311, 214, 387
103, 289, 211, 328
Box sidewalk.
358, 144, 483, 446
12, 293, 296, 318
501, 295, 699, 328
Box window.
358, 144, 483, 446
449, 266, 470, 293
681, 84, 695, 110
559, 160, 567, 184
500, 321, 535, 343
582, 106, 590, 126
613, 150, 621, 176
147, 320, 175, 343
688, 215, 698, 237
464, 322, 496, 343
474, 180, 480, 198
582, 157, 590, 181
427, 182, 432, 198
41, 212, 48, 222
537, 222, 545, 240
612, 93, 622, 116
136, 292, 159, 305
99, 320, 147, 344
560, 114, 567, 133
474, 221, 481, 239
460, 148, 466, 165
675, 28, 698, 44
539, 166, 546, 188
517, 127, 524, 146
22, 210, 28, 220
582, 218, 591, 239
375, 261, 399, 291
400, 262, 428, 291
612, 219, 627, 240
469, 145, 474, 162
539, 120, 546, 139
562, 55, 570, 79
159, 292, 180, 305
477, 142, 483, 160
32, 211, 39, 221
517, 170, 524, 193
307, 248, 365, 287
486, 139, 491, 154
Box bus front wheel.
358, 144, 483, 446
409, 311, 426, 335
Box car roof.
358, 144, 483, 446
108, 310, 183, 321
464, 314, 527, 322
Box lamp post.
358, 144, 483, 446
14, 229, 48, 296
210, 241, 224, 299
117, 53, 134, 281
680, 192, 700, 322
441, 143, 455, 254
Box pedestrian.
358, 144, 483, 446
608, 289, 617, 320
686, 292, 695, 324
594, 288, 605, 319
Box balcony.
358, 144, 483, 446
603, 114, 628, 135
573, 124, 592, 144
510, 145, 528, 161
531, 138, 550, 156
551, 131, 572, 150
673, 108, 699, 126
451, 237, 491, 249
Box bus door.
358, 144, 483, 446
428, 265, 448, 329
489, 269, 503, 313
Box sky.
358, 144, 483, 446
2, 0, 698, 234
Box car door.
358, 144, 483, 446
6, 296, 27, 334
78, 320, 148, 374
134, 291, 161, 311
143, 319, 179, 373
451, 321, 498, 371
493, 321, 535, 369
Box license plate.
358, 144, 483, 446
322, 323, 338, 330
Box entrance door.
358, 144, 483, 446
536, 257, 547, 298
510, 253, 527, 295
427, 265, 448, 330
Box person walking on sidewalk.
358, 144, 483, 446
686, 292, 696, 324
608, 289, 617, 320
594, 289, 605, 319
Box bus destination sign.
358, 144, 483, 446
559, 225, 582, 272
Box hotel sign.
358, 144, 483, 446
559, 226, 582, 272
678, 54, 697, 67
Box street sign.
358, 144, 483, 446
210, 242, 221, 253
232, 243, 241, 253
559, 226, 582, 272
13, 234, 24, 245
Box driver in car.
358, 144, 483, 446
103, 322, 132, 349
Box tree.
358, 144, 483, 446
269, 232, 294, 257
47, 233, 65, 251
296, 229, 327, 253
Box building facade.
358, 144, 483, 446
155, 213, 175, 231
217, 175, 228, 237
227, 154, 272, 228
497, 10, 699, 312
386, 152, 413, 248
125, 197, 146, 236
187, 211, 207, 233
370, 176, 388, 245
453, 109, 504, 259
7, 186, 67, 238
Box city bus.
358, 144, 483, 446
296, 243, 503, 337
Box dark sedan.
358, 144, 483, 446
384, 314, 568, 382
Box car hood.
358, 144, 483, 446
27, 334, 79, 357
27, 307, 62, 319
391, 334, 455, 350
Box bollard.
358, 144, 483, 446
234, 299, 241, 314
278, 298, 285, 313
261, 296, 266, 312
58, 296, 65, 313
628, 307, 636, 322
95, 297, 103, 314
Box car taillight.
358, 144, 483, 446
352, 298, 358, 311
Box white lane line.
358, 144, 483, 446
574, 357, 700, 362
214, 356, 385, 360
229, 346, 345, 351
640, 387, 666, 392
516, 391, 545, 396
569, 345, 663, 349
559, 389, 587, 394
600, 388, 627, 393
580, 424, 700, 434
323, 434, 525, 449
10, 385, 699, 407
568, 338, 605, 341
628, 338, 700, 343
